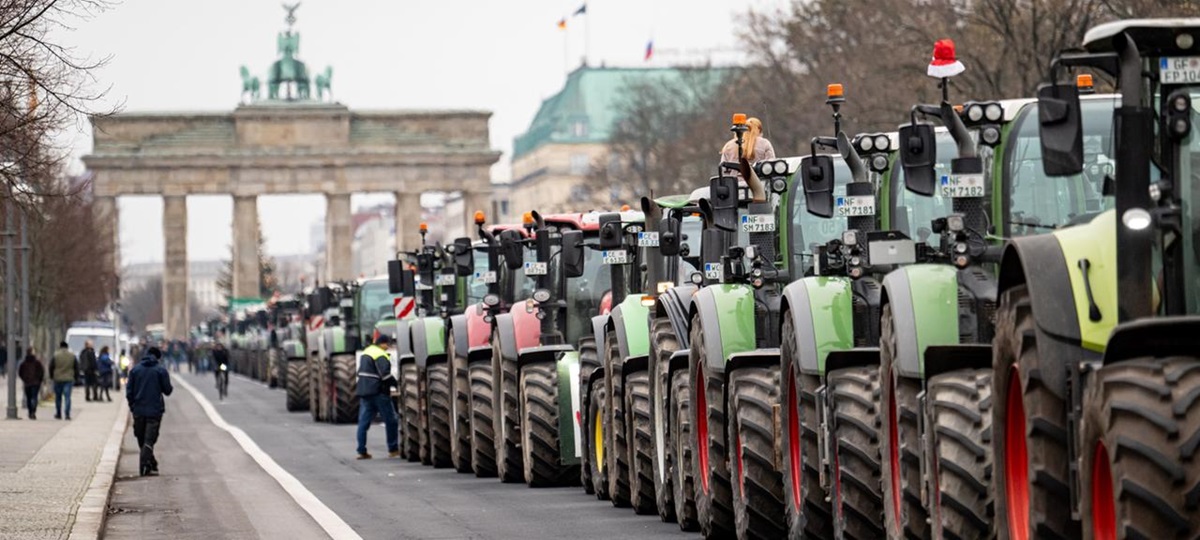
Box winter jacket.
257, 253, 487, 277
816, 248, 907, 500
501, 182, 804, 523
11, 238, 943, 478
126, 356, 173, 417
212, 347, 229, 369
97, 353, 114, 377
49, 348, 77, 383
355, 345, 395, 397
80, 347, 98, 375
18, 355, 43, 386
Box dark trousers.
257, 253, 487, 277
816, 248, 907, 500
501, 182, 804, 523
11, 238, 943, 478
23, 384, 38, 416
133, 415, 163, 472
53, 381, 72, 418
85, 373, 99, 401
356, 393, 398, 454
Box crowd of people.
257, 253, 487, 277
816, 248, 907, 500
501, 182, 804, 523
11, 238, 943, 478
10, 339, 131, 420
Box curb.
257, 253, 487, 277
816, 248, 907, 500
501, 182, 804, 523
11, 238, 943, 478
69, 401, 130, 540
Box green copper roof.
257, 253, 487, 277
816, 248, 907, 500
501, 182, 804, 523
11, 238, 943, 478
512, 66, 728, 160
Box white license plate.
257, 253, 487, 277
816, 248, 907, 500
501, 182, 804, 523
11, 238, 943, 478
741, 214, 776, 233
474, 271, 497, 284
436, 274, 456, 286
415, 283, 434, 291
940, 174, 985, 198
602, 249, 629, 265
704, 263, 723, 281
836, 195, 876, 217
524, 261, 548, 275
1161, 57, 1200, 84
637, 232, 659, 247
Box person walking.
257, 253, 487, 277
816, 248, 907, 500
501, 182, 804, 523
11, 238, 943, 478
97, 346, 115, 402
48, 342, 77, 420
126, 346, 173, 476
18, 347, 44, 419
355, 334, 399, 459
80, 341, 98, 402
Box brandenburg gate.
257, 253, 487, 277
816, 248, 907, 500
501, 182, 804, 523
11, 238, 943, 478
83, 6, 499, 339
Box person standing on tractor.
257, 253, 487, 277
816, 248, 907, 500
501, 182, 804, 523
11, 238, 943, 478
720, 116, 775, 164
354, 334, 399, 460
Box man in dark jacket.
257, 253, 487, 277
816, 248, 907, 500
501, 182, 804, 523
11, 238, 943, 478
18, 348, 44, 419
80, 341, 98, 401
211, 342, 229, 387
355, 334, 398, 459
126, 347, 173, 476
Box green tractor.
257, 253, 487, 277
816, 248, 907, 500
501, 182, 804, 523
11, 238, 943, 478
993, 18, 1200, 539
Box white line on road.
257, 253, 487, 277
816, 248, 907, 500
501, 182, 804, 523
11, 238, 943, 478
175, 376, 362, 540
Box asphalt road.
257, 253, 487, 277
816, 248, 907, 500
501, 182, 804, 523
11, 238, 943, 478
109, 370, 690, 539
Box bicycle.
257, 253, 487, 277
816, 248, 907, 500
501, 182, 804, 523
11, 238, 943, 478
216, 363, 229, 401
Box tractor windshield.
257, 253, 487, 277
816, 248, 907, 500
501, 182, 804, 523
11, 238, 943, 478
1004, 97, 1118, 236
1175, 90, 1200, 313
891, 132, 959, 249
789, 159, 850, 275
358, 279, 395, 340
560, 235, 610, 344
467, 250, 490, 305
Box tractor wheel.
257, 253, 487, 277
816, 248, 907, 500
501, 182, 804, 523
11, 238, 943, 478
578, 337, 599, 495
427, 362, 453, 468
626, 369, 656, 514
449, 338, 473, 473
268, 349, 280, 389
401, 362, 421, 462
781, 315, 834, 540
520, 362, 574, 487
649, 317, 679, 522
418, 367, 431, 466
316, 356, 331, 423
669, 368, 700, 531
492, 328, 524, 483
881, 304, 929, 539
332, 354, 357, 424
991, 285, 1077, 539
829, 366, 885, 540
307, 355, 321, 421
605, 331, 632, 507
468, 360, 498, 477
286, 360, 309, 412
688, 318, 735, 538
587, 376, 610, 499
1081, 356, 1200, 539
728, 365, 786, 539
276, 350, 288, 390
927, 369, 994, 539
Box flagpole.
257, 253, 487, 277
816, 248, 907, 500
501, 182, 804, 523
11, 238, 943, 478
584, 10, 590, 67
563, 23, 569, 75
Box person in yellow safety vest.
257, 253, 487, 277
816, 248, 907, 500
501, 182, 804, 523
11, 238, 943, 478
355, 334, 399, 459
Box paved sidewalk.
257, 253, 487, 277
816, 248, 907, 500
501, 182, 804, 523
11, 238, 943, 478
0, 378, 126, 540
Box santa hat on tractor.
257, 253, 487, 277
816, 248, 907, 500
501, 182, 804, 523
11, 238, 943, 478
927, 38, 965, 78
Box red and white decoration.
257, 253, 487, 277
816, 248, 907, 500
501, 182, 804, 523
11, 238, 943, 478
927, 38, 965, 78
394, 297, 415, 319
308, 315, 325, 332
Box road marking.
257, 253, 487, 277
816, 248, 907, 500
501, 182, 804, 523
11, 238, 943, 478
175, 376, 362, 540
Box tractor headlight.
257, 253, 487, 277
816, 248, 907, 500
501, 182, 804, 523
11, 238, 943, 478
842, 230, 858, 247
870, 154, 889, 172
849, 256, 861, 267
690, 272, 704, 285
771, 178, 788, 194
985, 103, 1003, 122
947, 215, 965, 232
483, 293, 501, 307
873, 134, 890, 152
656, 281, 674, 294
981, 126, 1001, 146
966, 104, 984, 122
744, 245, 759, 261
859, 136, 874, 152
532, 288, 552, 303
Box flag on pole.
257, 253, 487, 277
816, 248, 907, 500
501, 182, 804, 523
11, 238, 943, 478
574, 3, 587, 16
557, 17, 567, 30
644, 40, 654, 61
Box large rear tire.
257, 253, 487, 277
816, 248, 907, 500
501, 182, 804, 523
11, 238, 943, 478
880, 304, 929, 540
520, 362, 574, 487
649, 317, 679, 523
781, 315, 834, 540
1081, 356, 1200, 540
468, 360, 498, 477
927, 369, 995, 539
307, 355, 321, 421
332, 354, 357, 424
626, 369, 656, 514
286, 360, 309, 412
316, 356, 331, 423
578, 337, 599, 494
587, 377, 611, 499
450, 339, 473, 473
991, 285, 1077, 539
400, 362, 421, 462
493, 328, 524, 483
689, 318, 735, 538
670, 368, 700, 531
427, 362, 453, 468
605, 331, 632, 507
830, 366, 886, 540
728, 365, 786, 539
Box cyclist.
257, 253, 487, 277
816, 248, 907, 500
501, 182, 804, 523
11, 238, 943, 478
212, 341, 230, 399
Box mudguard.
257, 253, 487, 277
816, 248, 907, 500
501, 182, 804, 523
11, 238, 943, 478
465, 304, 490, 349
280, 339, 305, 360
394, 319, 414, 365
449, 313, 469, 361
656, 284, 698, 349
924, 345, 991, 379
321, 327, 348, 357
587, 315, 608, 369
692, 284, 757, 373
781, 276, 856, 377
826, 348, 881, 373
410, 317, 447, 369
495, 313, 518, 363
509, 299, 542, 352
611, 295, 651, 361
880, 264, 960, 379
727, 349, 780, 374
1104, 317, 1200, 364
517, 344, 583, 464
668, 349, 690, 376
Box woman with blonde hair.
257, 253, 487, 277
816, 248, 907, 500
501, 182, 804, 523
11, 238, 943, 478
720, 117, 776, 163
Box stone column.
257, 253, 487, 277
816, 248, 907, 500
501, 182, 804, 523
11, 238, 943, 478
325, 193, 352, 281
231, 196, 261, 298
461, 190, 492, 237
162, 196, 189, 340
394, 191, 421, 253
92, 196, 119, 281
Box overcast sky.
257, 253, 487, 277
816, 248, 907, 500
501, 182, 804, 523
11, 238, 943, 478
58, 0, 783, 264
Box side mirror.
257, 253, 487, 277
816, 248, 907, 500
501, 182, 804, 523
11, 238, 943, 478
659, 215, 682, 256
452, 237, 473, 276
1036, 82, 1084, 176
709, 175, 740, 231
800, 154, 835, 218
562, 230, 585, 278
499, 229, 524, 270
598, 213, 622, 249
898, 122, 937, 196
387, 260, 416, 297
